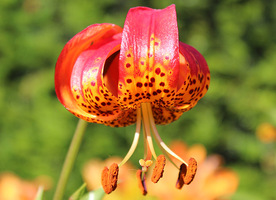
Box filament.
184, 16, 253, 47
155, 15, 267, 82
146, 103, 188, 166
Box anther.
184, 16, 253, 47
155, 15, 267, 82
184, 157, 197, 185
101, 163, 119, 194
176, 163, 187, 189
151, 155, 166, 183
101, 167, 110, 194
136, 170, 147, 195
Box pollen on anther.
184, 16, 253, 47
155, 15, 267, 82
184, 158, 197, 185
176, 163, 187, 189
151, 155, 166, 183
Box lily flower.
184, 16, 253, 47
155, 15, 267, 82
55, 4, 210, 195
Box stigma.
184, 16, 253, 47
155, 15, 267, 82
101, 102, 197, 195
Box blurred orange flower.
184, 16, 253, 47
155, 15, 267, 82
0, 172, 51, 200
256, 123, 276, 143
83, 157, 146, 200
82, 142, 239, 200
148, 141, 239, 200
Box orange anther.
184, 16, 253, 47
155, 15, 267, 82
151, 155, 166, 183
136, 170, 147, 195
101, 163, 119, 194
184, 157, 197, 185
175, 163, 187, 189
101, 167, 111, 194
109, 163, 119, 191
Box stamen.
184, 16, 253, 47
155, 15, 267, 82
146, 103, 188, 166
136, 169, 147, 195
119, 107, 142, 167
109, 163, 119, 191
101, 167, 110, 194
151, 155, 166, 183
101, 163, 119, 194
141, 103, 157, 160
184, 157, 197, 185
175, 163, 187, 189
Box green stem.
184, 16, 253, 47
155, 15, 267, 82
53, 119, 88, 200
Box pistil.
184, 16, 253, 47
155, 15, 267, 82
141, 103, 157, 160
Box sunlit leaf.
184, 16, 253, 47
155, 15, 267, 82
80, 187, 105, 200
69, 183, 87, 200
34, 186, 44, 200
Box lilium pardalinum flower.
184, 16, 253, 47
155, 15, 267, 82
55, 5, 210, 195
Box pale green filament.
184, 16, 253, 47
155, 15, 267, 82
146, 103, 188, 166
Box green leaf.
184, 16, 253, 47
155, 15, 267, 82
34, 186, 44, 200
79, 187, 106, 200
70, 183, 87, 200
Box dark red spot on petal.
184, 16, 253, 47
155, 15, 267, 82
126, 63, 131, 68
150, 77, 155, 83
127, 79, 132, 84
160, 73, 165, 77
155, 68, 161, 75
160, 82, 165, 87
95, 96, 100, 101
136, 82, 143, 88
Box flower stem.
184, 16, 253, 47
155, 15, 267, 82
53, 119, 88, 200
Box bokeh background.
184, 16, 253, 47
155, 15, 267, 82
0, 0, 276, 199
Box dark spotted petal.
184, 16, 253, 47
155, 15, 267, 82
117, 5, 180, 109
173, 42, 210, 112
55, 24, 135, 126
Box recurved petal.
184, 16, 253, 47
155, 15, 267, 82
173, 42, 210, 112
151, 106, 183, 125
55, 24, 127, 125
117, 5, 180, 109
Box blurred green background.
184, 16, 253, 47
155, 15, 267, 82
0, 0, 276, 199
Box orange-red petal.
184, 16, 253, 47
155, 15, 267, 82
55, 24, 133, 125
173, 42, 210, 112
117, 5, 180, 109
